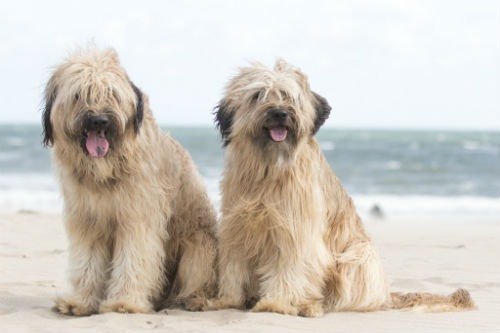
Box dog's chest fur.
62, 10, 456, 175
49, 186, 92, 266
59, 163, 173, 234
223, 162, 328, 259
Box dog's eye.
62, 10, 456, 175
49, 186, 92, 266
112, 89, 121, 103
250, 91, 261, 104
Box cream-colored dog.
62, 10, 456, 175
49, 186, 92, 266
210, 60, 474, 316
42, 47, 217, 315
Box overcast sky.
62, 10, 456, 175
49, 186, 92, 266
0, 0, 498, 130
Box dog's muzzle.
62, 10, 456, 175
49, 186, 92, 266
83, 115, 111, 158
266, 109, 289, 142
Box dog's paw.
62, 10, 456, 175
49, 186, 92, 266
177, 295, 208, 311
202, 297, 244, 311
53, 296, 97, 316
99, 299, 152, 314
298, 302, 324, 317
252, 299, 298, 316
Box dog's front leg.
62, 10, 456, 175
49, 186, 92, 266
54, 229, 110, 316
100, 217, 166, 314
174, 229, 218, 311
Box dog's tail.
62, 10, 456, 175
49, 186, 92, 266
390, 288, 475, 312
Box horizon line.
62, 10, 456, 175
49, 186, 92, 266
0, 122, 498, 133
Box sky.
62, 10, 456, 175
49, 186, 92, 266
0, 0, 498, 130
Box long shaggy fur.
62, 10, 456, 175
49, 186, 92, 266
209, 60, 474, 316
43, 47, 217, 315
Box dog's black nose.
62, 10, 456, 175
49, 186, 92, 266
87, 115, 110, 131
268, 109, 288, 120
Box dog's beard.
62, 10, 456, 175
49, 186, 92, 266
252, 114, 299, 163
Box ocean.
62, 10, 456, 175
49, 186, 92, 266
0, 124, 499, 217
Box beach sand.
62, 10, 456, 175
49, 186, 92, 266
0, 212, 498, 333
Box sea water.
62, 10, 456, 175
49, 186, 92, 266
0, 125, 498, 218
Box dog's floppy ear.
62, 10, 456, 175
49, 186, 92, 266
42, 81, 57, 147
214, 99, 233, 147
129, 81, 144, 134
312, 92, 332, 135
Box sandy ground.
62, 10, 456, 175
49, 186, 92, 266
0, 212, 499, 333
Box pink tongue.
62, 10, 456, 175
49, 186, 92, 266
85, 131, 109, 158
269, 128, 288, 142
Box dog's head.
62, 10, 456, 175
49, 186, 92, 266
42, 47, 144, 159
215, 59, 331, 159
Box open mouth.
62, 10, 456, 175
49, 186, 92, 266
83, 129, 109, 158
268, 126, 288, 142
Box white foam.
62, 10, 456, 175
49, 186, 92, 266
319, 141, 336, 151
1, 174, 498, 219
5, 136, 25, 146
0, 189, 62, 213
0, 173, 60, 213
463, 141, 479, 150
0, 151, 22, 162
384, 160, 402, 170
353, 194, 500, 218
462, 141, 498, 153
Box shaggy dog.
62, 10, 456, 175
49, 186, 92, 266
210, 60, 474, 316
42, 48, 217, 315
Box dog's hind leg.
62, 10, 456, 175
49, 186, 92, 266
323, 242, 391, 312
252, 250, 325, 317
205, 236, 251, 310
174, 229, 218, 311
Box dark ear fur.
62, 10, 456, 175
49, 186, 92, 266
214, 100, 233, 147
42, 86, 57, 147
130, 81, 144, 133
312, 91, 332, 135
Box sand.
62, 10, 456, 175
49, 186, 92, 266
0, 212, 499, 333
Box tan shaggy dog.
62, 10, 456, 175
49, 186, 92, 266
209, 60, 474, 317
42, 47, 217, 315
